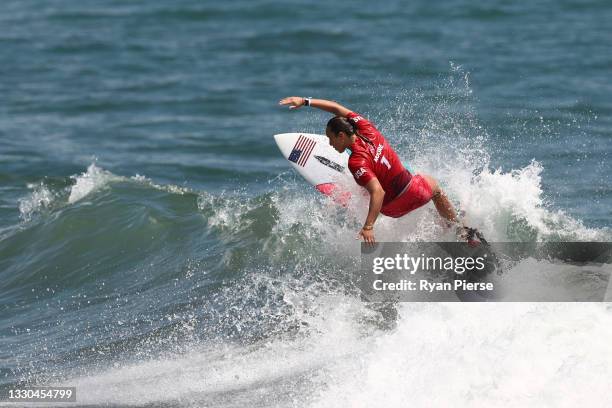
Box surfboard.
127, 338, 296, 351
274, 133, 354, 204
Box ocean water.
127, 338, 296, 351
1, 0, 611, 407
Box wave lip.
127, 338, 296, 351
68, 163, 122, 204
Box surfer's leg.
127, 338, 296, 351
421, 175, 458, 223
421, 175, 485, 246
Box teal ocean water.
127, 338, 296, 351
1, 1, 611, 406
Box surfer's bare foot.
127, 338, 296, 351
456, 226, 483, 247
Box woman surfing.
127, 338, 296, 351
278, 96, 485, 246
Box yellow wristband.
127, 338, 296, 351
363, 224, 374, 231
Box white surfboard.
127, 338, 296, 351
274, 133, 354, 204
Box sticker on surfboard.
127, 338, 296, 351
274, 133, 354, 205
287, 134, 316, 167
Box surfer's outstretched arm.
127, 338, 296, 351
279, 96, 351, 117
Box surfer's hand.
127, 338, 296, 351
279, 96, 305, 110
359, 228, 376, 246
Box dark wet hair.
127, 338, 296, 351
326, 116, 356, 137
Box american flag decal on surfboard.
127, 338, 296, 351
288, 135, 316, 167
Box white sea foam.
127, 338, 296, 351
68, 165, 190, 204
68, 163, 120, 204
56, 300, 612, 407
435, 160, 607, 241
60, 292, 373, 407
17, 165, 188, 223
131, 173, 191, 195
18, 182, 55, 221
312, 303, 612, 408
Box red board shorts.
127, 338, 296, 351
380, 174, 433, 218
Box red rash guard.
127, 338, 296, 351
346, 112, 412, 206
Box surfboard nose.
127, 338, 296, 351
273, 133, 284, 151
273, 133, 296, 158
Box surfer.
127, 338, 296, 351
279, 96, 482, 245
